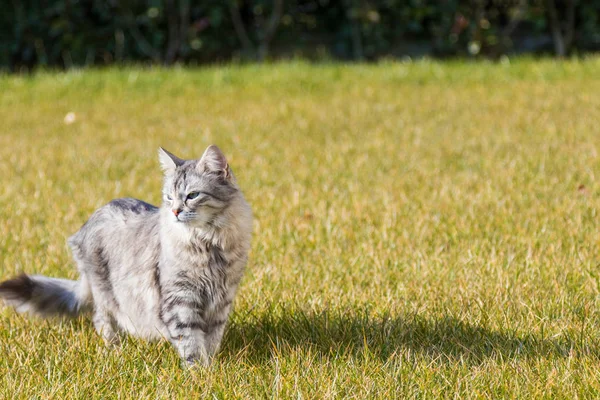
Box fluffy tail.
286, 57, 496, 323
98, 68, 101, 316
0, 274, 89, 317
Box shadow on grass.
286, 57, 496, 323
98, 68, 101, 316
223, 306, 597, 365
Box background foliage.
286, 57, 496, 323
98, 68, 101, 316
3, 0, 600, 71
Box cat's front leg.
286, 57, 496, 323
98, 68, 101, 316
202, 300, 233, 359
204, 321, 227, 360
161, 295, 210, 366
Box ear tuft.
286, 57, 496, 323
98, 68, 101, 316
198, 145, 229, 176
158, 147, 184, 173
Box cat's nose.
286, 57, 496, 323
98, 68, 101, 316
172, 209, 181, 217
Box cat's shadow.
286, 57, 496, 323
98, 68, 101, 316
222, 306, 593, 365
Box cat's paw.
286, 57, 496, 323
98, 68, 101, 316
100, 330, 122, 347
182, 354, 210, 369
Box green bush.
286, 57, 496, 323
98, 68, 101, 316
2, 0, 600, 71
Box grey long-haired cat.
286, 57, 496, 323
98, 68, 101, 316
0, 145, 252, 366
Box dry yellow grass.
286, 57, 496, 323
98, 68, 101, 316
1, 59, 600, 398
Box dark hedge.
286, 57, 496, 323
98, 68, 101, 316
2, 0, 599, 71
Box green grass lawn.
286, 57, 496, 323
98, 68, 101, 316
1, 59, 600, 398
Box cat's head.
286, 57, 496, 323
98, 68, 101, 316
158, 145, 239, 228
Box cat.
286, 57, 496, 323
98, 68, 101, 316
0, 145, 253, 366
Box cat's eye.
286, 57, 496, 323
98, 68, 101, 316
187, 192, 201, 200
166, 194, 173, 201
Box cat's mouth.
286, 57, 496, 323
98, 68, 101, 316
173, 214, 187, 223
174, 214, 198, 225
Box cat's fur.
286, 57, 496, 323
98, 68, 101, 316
0, 145, 253, 366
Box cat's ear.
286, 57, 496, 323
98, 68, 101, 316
198, 145, 232, 180
158, 147, 184, 173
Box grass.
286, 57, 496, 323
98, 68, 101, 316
1, 58, 600, 398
